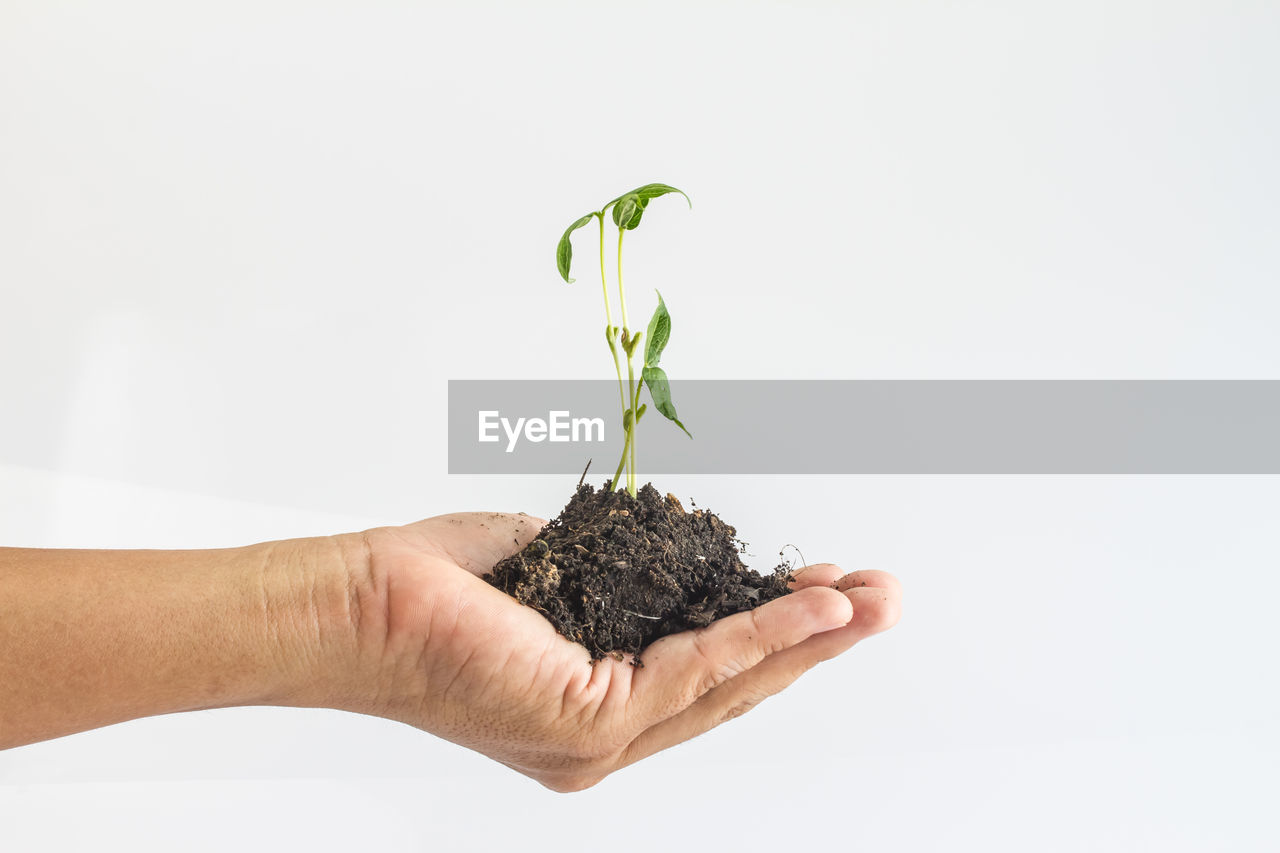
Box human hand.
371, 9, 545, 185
333, 512, 901, 792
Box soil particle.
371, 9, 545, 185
486, 482, 793, 660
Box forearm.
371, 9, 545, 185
0, 536, 368, 750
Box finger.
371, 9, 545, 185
620, 580, 901, 766
401, 512, 548, 575
834, 569, 902, 597
788, 562, 844, 590
628, 585, 853, 731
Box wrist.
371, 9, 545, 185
256, 531, 388, 712
0, 535, 388, 749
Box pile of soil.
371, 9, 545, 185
485, 482, 793, 662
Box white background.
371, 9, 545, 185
2, 1, 1278, 850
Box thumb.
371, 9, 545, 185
627, 586, 852, 730
399, 512, 547, 576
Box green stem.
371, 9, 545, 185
610, 428, 630, 492
597, 214, 612, 330
614, 227, 642, 496
625, 357, 637, 496
598, 214, 628, 417
616, 227, 629, 330
627, 376, 637, 494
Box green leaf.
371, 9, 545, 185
556, 213, 597, 283
606, 183, 691, 231
611, 194, 642, 230
641, 366, 691, 438
644, 290, 671, 367
623, 403, 649, 431
606, 183, 691, 210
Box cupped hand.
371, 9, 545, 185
342, 512, 900, 792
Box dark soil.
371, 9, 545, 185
485, 482, 793, 662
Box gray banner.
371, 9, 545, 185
447, 380, 1280, 474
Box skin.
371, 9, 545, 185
0, 512, 901, 792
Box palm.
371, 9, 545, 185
359, 511, 900, 792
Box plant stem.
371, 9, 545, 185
611, 226, 639, 496
616, 227, 629, 331
610, 429, 630, 492
629, 417, 637, 495
625, 356, 637, 496
597, 214, 612, 331
598, 214, 628, 417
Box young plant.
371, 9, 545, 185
556, 183, 692, 497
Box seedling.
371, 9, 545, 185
488, 183, 794, 660
556, 183, 692, 497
